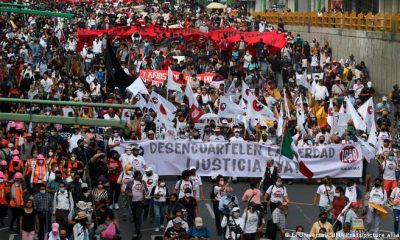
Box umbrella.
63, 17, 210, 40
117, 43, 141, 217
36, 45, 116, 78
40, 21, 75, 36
200, 113, 219, 120
206, 2, 226, 9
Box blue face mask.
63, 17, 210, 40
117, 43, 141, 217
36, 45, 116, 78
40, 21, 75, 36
390, 156, 395, 161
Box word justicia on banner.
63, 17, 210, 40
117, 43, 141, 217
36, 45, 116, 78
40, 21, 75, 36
120, 141, 363, 179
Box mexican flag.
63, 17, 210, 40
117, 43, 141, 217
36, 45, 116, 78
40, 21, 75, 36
281, 123, 314, 179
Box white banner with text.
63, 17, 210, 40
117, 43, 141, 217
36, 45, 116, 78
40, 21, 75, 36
121, 141, 363, 179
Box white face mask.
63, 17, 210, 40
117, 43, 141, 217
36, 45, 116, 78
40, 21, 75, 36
48, 152, 53, 157
127, 171, 133, 175
335, 193, 340, 197
160, 182, 165, 187
71, 157, 76, 161
0, 179, 3, 183
126, 150, 132, 155
114, 133, 119, 137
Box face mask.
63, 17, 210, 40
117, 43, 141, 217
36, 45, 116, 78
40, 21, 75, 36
59, 188, 65, 193
38, 160, 44, 164
33, 154, 37, 158
160, 182, 165, 187
71, 157, 76, 161
0, 179, 3, 183
40, 190, 46, 194
49, 152, 53, 157
82, 188, 89, 192
127, 171, 133, 175
320, 217, 327, 223
226, 192, 232, 198
276, 182, 282, 186
319, 140, 324, 144
296, 232, 304, 238
390, 156, 395, 161
185, 193, 191, 198
375, 183, 380, 188
334, 193, 340, 197
146, 173, 152, 177
98, 185, 103, 189
235, 133, 240, 137
105, 220, 112, 225
126, 150, 132, 155
233, 212, 240, 218
114, 133, 118, 137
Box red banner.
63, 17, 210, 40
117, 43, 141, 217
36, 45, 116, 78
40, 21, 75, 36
139, 70, 217, 85
76, 25, 286, 52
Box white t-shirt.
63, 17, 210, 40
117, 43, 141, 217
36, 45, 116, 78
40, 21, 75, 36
266, 185, 288, 203
383, 159, 397, 180
131, 155, 146, 173
190, 174, 203, 199
368, 186, 386, 205
313, 84, 329, 101
221, 216, 245, 240
390, 187, 400, 210
229, 136, 245, 142
242, 211, 263, 234
40, 78, 53, 93
174, 179, 194, 199
316, 184, 336, 207
108, 136, 123, 153
345, 184, 358, 202
68, 133, 82, 152
120, 153, 135, 168
143, 173, 159, 199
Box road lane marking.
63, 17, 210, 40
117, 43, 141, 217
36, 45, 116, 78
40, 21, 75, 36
295, 205, 312, 223
205, 203, 215, 219
9, 234, 17, 240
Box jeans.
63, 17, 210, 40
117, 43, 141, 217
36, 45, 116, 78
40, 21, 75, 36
394, 209, 400, 234
10, 207, 22, 231
131, 201, 144, 235
212, 201, 222, 233
153, 201, 167, 228
37, 211, 51, 240
144, 198, 154, 221
109, 181, 121, 205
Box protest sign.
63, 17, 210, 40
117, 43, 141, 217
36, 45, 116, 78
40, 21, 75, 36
139, 70, 217, 85
121, 141, 363, 179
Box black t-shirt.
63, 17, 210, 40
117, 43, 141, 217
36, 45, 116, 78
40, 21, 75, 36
164, 226, 187, 238
178, 197, 197, 222
21, 209, 37, 232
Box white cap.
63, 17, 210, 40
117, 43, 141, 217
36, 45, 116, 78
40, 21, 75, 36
382, 96, 388, 101
145, 167, 152, 172
189, 166, 196, 170
232, 207, 240, 212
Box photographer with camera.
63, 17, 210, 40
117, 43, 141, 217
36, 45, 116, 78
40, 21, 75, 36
164, 217, 187, 240
221, 207, 244, 240
218, 187, 240, 213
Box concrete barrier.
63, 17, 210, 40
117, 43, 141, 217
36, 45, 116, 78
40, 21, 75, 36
285, 25, 400, 95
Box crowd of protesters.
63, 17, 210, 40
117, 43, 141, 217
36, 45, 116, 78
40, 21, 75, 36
0, 0, 400, 240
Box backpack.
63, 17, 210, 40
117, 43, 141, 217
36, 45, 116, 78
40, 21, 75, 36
101, 222, 117, 240
0, 149, 11, 162
55, 189, 72, 210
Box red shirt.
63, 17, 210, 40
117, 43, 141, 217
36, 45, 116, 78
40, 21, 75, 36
107, 159, 122, 182
332, 196, 348, 219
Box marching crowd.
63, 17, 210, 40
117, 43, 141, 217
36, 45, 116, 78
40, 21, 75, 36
0, 0, 400, 240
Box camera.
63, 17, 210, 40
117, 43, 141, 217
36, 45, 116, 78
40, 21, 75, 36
229, 225, 243, 235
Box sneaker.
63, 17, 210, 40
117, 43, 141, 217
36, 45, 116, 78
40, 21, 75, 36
155, 228, 159, 232
115, 203, 120, 210
160, 225, 165, 229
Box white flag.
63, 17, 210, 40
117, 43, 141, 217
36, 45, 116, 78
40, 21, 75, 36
327, 98, 334, 128
226, 79, 237, 100
246, 93, 275, 120
219, 96, 244, 118
296, 95, 305, 129
283, 90, 291, 118
121, 109, 133, 121
339, 103, 345, 113
296, 71, 311, 90
368, 123, 378, 147
357, 97, 375, 134
167, 67, 182, 92
150, 91, 176, 121
184, 82, 198, 108
277, 103, 284, 137
241, 82, 252, 101
127, 77, 149, 96
357, 136, 376, 162
346, 98, 366, 131
131, 94, 148, 109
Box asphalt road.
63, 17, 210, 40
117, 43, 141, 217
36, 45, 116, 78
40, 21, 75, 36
4, 160, 396, 240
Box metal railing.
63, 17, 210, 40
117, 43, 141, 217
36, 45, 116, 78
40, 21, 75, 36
252, 11, 400, 33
